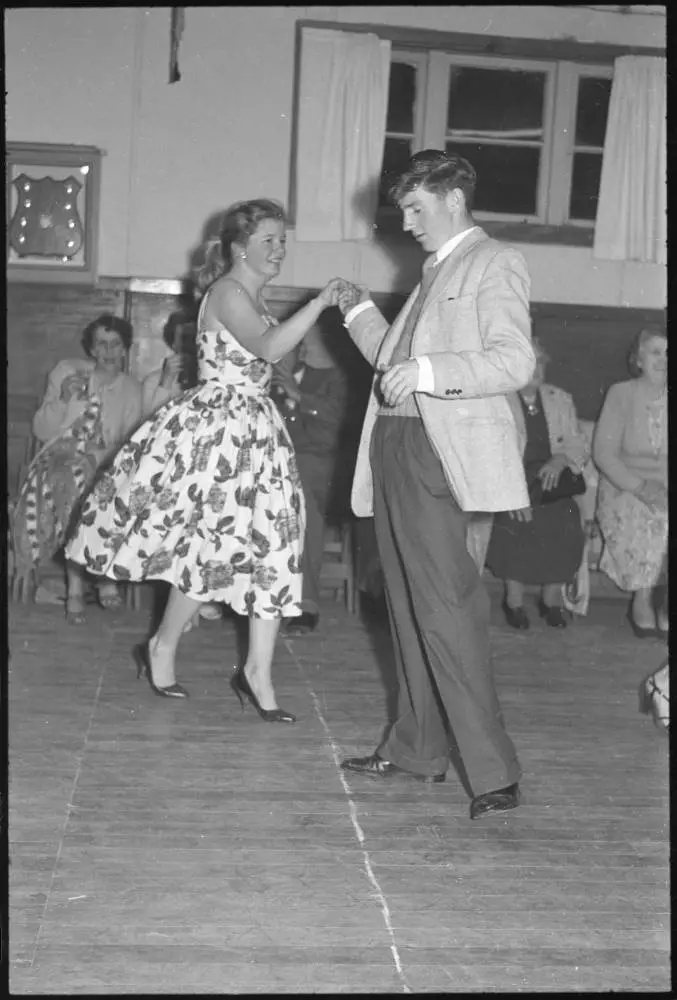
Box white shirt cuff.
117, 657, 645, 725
416, 355, 435, 393
344, 300, 376, 326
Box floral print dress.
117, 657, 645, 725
65, 303, 305, 618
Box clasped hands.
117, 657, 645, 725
317, 277, 369, 314
318, 278, 420, 406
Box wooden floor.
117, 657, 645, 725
9, 592, 670, 994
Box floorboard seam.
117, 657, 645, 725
287, 640, 411, 994
26, 636, 110, 967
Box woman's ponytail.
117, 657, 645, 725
194, 237, 229, 294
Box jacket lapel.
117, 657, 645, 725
375, 228, 490, 370
423, 228, 489, 309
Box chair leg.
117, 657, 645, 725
12, 569, 35, 603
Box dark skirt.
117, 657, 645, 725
486, 392, 585, 585
486, 497, 585, 585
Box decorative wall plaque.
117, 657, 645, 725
7, 143, 102, 284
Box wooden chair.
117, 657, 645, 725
320, 520, 358, 614
9, 435, 39, 604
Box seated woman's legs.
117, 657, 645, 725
632, 585, 664, 631
502, 580, 530, 629
505, 579, 524, 609
65, 559, 87, 624
632, 586, 655, 628
655, 587, 669, 634
542, 582, 563, 608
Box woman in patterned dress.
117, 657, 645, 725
65, 199, 345, 719
593, 328, 668, 639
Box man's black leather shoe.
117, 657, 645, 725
470, 783, 520, 820
503, 603, 530, 630
283, 612, 319, 636
341, 753, 445, 783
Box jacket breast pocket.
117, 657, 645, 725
435, 292, 476, 326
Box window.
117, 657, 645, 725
380, 51, 612, 229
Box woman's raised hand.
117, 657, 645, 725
317, 277, 350, 309
60, 373, 89, 402
316, 278, 371, 314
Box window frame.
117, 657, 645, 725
383, 50, 428, 160
427, 51, 557, 225
382, 50, 612, 229
549, 61, 614, 226
290, 19, 662, 245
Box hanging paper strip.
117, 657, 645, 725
169, 7, 185, 84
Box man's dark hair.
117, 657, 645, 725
389, 149, 477, 211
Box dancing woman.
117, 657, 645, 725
66, 199, 344, 720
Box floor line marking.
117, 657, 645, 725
287, 641, 410, 994
26, 648, 108, 966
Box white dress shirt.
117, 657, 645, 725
344, 226, 479, 392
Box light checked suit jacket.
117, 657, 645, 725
346, 228, 536, 518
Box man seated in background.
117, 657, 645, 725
142, 311, 197, 417
273, 320, 369, 635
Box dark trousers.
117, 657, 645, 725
295, 452, 335, 614
371, 416, 522, 795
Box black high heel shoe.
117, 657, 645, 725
134, 643, 189, 698
231, 667, 295, 724
538, 602, 568, 628
502, 602, 530, 630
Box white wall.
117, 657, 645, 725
5, 5, 666, 307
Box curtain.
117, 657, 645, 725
295, 28, 391, 242
593, 55, 666, 265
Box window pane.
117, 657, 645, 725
575, 77, 612, 148
569, 151, 603, 221
386, 61, 417, 134
447, 66, 546, 140
379, 137, 413, 207
446, 142, 540, 216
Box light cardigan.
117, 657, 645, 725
592, 379, 667, 492
32, 358, 143, 460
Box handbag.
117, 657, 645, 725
562, 540, 591, 616
528, 466, 586, 506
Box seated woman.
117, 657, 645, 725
485, 338, 588, 629
593, 327, 667, 638
12, 314, 143, 623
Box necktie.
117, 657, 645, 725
388, 257, 438, 368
